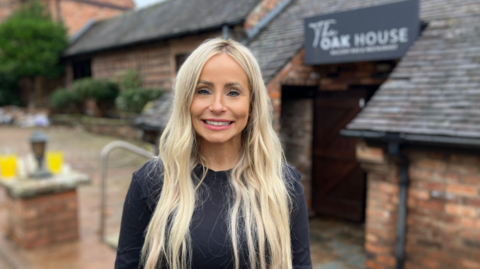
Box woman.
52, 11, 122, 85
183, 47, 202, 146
115, 38, 311, 269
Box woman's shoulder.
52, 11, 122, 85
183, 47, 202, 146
130, 157, 164, 209
282, 162, 302, 183
282, 162, 306, 200
132, 157, 163, 183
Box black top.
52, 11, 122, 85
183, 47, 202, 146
114, 159, 312, 269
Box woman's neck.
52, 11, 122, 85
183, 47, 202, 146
198, 137, 242, 172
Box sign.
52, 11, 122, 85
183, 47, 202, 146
304, 0, 419, 65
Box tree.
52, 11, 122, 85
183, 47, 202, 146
0, 72, 21, 106
0, 0, 68, 107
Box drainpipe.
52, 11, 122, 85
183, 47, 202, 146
387, 140, 409, 269
222, 25, 229, 39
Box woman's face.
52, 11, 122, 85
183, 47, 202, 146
190, 54, 250, 146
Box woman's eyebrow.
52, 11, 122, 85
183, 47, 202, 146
225, 82, 244, 90
197, 80, 214, 87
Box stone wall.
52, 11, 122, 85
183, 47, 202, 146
358, 145, 480, 269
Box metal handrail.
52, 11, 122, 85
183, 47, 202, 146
100, 141, 155, 242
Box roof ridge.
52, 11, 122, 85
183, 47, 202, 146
67, 0, 133, 11
245, 0, 292, 42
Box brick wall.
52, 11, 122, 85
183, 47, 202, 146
0, 0, 133, 35
59, 0, 134, 36
68, 31, 222, 90
359, 150, 400, 269
6, 190, 79, 249
358, 146, 480, 269
267, 50, 319, 131
0, 0, 20, 23
91, 42, 172, 89
91, 0, 134, 9
406, 151, 480, 269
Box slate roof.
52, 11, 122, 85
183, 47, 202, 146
247, 0, 480, 139
346, 15, 480, 138
64, 0, 260, 56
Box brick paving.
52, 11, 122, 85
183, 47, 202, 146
0, 126, 366, 269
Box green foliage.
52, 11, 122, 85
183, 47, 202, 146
49, 78, 119, 114
113, 69, 163, 113
49, 88, 77, 109
115, 89, 163, 113
0, 0, 68, 79
71, 78, 119, 101
115, 69, 142, 91
0, 72, 21, 106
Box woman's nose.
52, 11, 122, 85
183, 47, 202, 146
209, 93, 226, 113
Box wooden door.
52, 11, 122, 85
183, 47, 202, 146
312, 89, 367, 222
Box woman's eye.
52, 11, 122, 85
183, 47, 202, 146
197, 89, 210, 95
227, 90, 240, 97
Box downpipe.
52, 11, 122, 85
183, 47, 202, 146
388, 142, 409, 269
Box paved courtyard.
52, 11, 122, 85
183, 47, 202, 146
0, 126, 366, 269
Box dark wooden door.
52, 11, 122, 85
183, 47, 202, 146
312, 89, 367, 222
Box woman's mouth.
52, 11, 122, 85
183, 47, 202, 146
203, 120, 233, 126
202, 120, 234, 130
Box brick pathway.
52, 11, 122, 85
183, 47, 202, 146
0, 126, 366, 269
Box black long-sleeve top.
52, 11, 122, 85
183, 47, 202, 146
114, 159, 312, 269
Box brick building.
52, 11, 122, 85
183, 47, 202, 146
64, 0, 480, 268
0, 0, 134, 36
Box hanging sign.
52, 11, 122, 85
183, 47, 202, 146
304, 0, 419, 65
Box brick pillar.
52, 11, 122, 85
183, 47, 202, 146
357, 143, 399, 269
6, 190, 79, 249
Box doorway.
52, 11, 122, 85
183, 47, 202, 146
312, 87, 377, 222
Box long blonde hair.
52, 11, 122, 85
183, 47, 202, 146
141, 38, 294, 269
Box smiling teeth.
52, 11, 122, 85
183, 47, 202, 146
206, 121, 231, 126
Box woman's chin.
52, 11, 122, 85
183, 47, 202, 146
203, 137, 230, 144
199, 134, 236, 145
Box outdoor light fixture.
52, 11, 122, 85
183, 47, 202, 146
29, 129, 52, 179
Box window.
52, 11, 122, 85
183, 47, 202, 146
175, 53, 190, 73
72, 59, 92, 80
